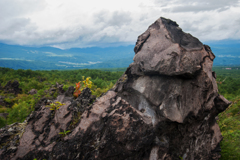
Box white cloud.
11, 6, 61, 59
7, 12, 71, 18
44, 52, 73, 57
218, 55, 239, 58
0, 58, 34, 61
155, 0, 240, 12
58, 61, 102, 66
0, 0, 240, 48
55, 64, 68, 67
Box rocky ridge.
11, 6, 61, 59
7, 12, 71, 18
2, 80, 22, 95
0, 17, 231, 160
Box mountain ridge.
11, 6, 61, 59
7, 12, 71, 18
0, 40, 239, 70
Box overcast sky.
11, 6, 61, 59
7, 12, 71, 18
0, 0, 240, 49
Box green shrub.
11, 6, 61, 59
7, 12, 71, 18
92, 82, 114, 97
0, 107, 7, 113
0, 117, 6, 128
0, 68, 123, 126
62, 85, 69, 92
4, 97, 13, 103
218, 97, 240, 160
7, 101, 32, 124
46, 101, 65, 111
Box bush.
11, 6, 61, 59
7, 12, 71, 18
7, 102, 32, 124
218, 97, 240, 160
0, 117, 6, 128
0, 67, 123, 128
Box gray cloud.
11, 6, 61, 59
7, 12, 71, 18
95, 10, 132, 26
0, 0, 46, 45
0, 18, 38, 45
155, 0, 240, 12
0, 0, 239, 48
0, 18, 31, 34
0, 0, 46, 18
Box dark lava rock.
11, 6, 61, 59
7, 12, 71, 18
34, 97, 48, 111
0, 122, 27, 153
3, 80, 22, 95
0, 113, 8, 119
0, 17, 230, 160
0, 96, 6, 107
28, 89, 38, 95
37, 76, 47, 82
56, 82, 65, 94
65, 86, 75, 97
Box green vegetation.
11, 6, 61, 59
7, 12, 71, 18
0, 66, 239, 159
213, 67, 240, 160
0, 67, 124, 128
73, 76, 93, 98
46, 101, 65, 111
59, 130, 71, 137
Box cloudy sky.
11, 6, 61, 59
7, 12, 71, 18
0, 0, 240, 49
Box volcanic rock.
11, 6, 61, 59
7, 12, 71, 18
28, 89, 38, 95
0, 96, 6, 107
56, 82, 65, 94
65, 86, 75, 97
0, 113, 8, 119
3, 80, 22, 95
0, 17, 230, 160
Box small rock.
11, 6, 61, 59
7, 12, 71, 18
28, 89, 37, 95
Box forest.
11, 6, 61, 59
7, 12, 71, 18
212, 66, 240, 159
0, 66, 239, 160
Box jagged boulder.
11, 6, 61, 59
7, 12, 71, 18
65, 86, 75, 97
0, 96, 6, 107
3, 80, 22, 95
28, 89, 38, 95
0, 88, 93, 159
56, 82, 65, 94
0, 17, 230, 160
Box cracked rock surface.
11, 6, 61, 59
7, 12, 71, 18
0, 17, 230, 160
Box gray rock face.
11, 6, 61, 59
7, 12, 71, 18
28, 89, 38, 95
132, 17, 211, 77
0, 17, 230, 160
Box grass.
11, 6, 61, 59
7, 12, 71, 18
218, 96, 240, 160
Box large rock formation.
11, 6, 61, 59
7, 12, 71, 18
0, 17, 230, 160
2, 80, 22, 95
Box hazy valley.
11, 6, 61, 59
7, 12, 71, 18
0, 40, 240, 70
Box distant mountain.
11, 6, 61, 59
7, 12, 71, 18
205, 40, 240, 66
0, 40, 239, 70
0, 43, 135, 70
